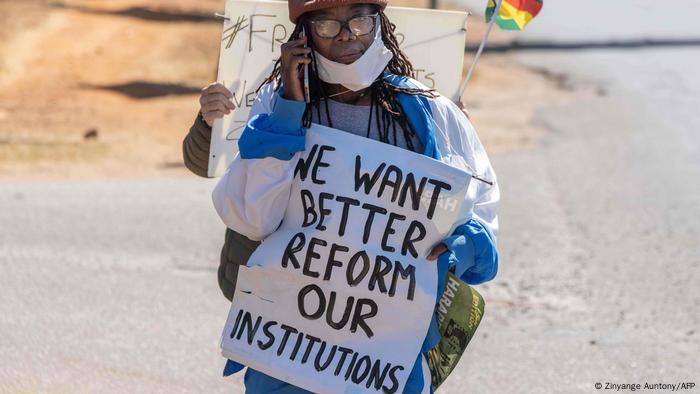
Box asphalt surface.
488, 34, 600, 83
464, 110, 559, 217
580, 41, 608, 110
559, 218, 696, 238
2, 1, 699, 393
0, 178, 236, 393
448, 1, 700, 392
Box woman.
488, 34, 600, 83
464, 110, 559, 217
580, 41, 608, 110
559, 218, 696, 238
207, 0, 500, 392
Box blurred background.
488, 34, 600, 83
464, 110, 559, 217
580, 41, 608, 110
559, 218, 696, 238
1, 0, 698, 392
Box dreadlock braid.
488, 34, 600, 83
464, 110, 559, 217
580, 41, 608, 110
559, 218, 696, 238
380, 13, 412, 76
257, 9, 436, 153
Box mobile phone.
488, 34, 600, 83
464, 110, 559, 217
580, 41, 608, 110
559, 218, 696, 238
301, 27, 310, 103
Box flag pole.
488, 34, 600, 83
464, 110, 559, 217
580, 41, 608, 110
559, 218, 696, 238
458, 0, 502, 100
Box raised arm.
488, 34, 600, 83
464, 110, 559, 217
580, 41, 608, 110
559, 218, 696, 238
182, 80, 278, 178
212, 36, 312, 241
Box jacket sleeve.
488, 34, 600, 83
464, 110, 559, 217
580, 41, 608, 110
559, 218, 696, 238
432, 96, 500, 239
182, 112, 213, 178
212, 90, 307, 241
431, 96, 500, 284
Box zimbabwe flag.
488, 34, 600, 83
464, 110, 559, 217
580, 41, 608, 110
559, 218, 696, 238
486, 0, 542, 30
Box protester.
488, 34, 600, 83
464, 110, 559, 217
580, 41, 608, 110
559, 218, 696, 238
184, 0, 500, 391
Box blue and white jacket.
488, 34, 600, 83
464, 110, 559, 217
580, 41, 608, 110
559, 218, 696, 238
213, 74, 500, 394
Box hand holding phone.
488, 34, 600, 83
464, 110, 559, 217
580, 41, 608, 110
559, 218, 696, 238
279, 32, 312, 102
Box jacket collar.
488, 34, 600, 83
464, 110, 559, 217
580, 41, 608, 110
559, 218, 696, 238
382, 73, 441, 160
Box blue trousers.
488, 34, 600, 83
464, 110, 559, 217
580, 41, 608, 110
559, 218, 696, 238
244, 368, 312, 394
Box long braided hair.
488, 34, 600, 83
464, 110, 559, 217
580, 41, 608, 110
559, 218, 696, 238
259, 9, 435, 153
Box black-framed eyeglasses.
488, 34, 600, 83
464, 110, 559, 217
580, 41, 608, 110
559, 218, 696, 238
308, 14, 379, 39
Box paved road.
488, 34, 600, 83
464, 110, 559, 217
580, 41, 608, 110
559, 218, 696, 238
447, 0, 700, 392
0, 178, 238, 393
2, 1, 699, 393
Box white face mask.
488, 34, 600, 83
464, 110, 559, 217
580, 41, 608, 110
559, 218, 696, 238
313, 22, 393, 92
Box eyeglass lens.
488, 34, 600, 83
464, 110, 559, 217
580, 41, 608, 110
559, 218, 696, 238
312, 15, 376, 39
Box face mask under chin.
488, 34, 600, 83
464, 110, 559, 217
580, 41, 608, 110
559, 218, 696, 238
313, 23, 393, 92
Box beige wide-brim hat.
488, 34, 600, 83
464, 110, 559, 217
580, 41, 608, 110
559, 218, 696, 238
288, 0, 389, 23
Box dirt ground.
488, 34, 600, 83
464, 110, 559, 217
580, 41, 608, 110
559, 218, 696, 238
0, 0, 574, 181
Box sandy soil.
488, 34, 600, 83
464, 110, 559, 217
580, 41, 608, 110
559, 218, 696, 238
0, 0, 575, 181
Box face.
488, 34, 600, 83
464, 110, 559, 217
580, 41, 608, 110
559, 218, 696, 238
305, 4, 378, 64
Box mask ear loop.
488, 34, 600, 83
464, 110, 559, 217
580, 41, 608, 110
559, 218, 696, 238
373, 13, 381, 40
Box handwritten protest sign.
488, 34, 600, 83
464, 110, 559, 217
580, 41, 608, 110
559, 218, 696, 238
208, 0, 469, 177
219, 124, 471, 393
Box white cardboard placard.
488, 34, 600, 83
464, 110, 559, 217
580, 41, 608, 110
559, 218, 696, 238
220, 124, 471, 393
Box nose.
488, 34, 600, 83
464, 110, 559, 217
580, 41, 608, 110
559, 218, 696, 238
336, 25, 356, 42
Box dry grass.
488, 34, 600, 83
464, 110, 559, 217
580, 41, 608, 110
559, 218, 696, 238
0, 0, 570, 180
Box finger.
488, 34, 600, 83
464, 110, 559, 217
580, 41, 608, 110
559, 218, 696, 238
203, 101, 230, 114
282, 36, 307, 49
209, 84, 234, 98
200, 88, 231, 107
284, 56, 311, 76
203, 83, 233, 98
426, 243, 448, 261
291, 55, 312, 66
201, 93, 235, 109
202, 82, 219, 92
426, 245, 447, 261
203, 109, 226, 124
288, 47, 312, 56
290, 36, 308, 45
203, 101, 231, 115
